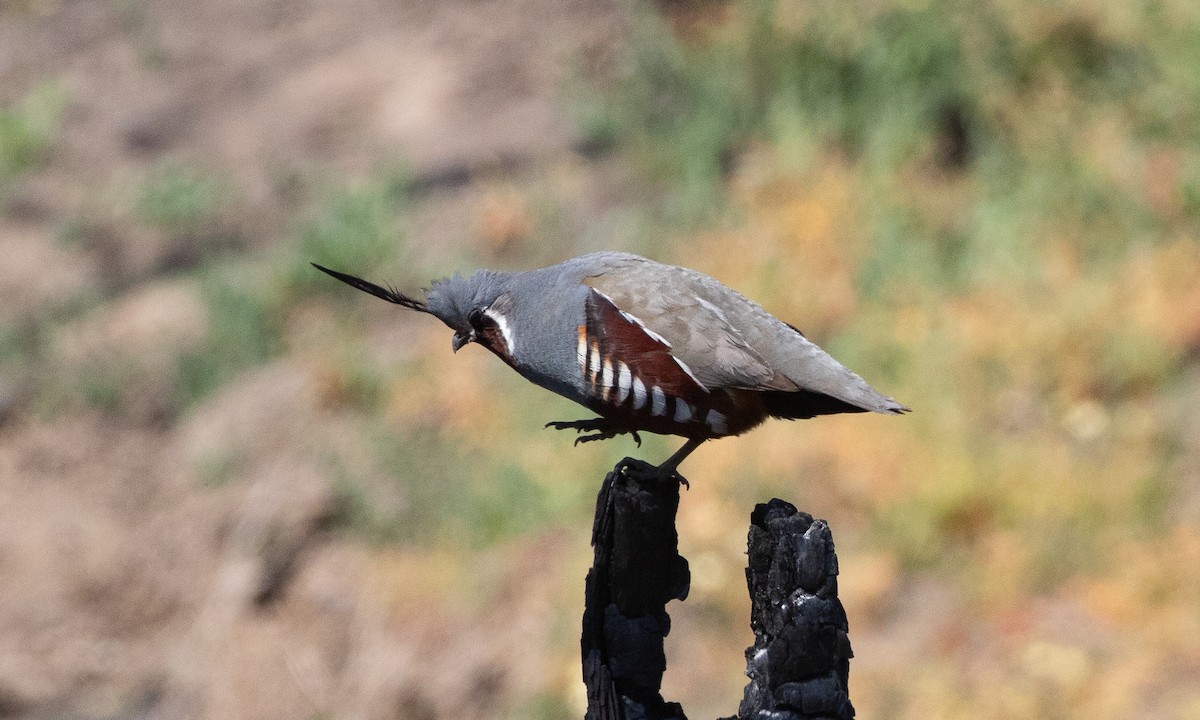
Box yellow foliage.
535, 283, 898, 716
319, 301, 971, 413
687, 153, 865, 334
1125, 237, 1200, 349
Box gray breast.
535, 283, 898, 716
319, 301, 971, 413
503, 265, 593, 403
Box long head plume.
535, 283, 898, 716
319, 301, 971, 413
311, 263, 429, 313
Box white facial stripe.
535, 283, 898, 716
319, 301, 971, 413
484, 307, 515, 355
632, 376, 647, 410
674, 399, 693, 424
705, 409, 728, 434
616, 363, 632, 404
672, 357, 708, 391
651, 386, 667, 416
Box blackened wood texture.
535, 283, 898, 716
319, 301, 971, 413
732, 499, 854, 720
582, 459, 690, 720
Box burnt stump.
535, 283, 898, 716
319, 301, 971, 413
581, 459, 853, 720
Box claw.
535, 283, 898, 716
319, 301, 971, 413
545, 417, 639, 447
576, 430, 620, 445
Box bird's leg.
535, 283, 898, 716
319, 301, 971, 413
545, 418, 642, 447
657, 437, 704, 477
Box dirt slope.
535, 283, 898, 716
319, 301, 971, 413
0, 1, 624, 717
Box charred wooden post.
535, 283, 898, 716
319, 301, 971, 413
582, 461, 854, 720
731, 499, 854, 720
582, 458, 690, 720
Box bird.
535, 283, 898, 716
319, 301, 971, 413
313, 252, 908, 478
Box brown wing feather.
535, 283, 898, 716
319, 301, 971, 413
584, 275, 797, 392
585, 290, 706, 399
580, 289, 769, 438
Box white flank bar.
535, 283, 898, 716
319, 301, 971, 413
674, 400, 693, 423
632, 377, 647, 410
616, 363, 632, 404
705, 409, 728, 434
600, 358, 614, 401
588, 342, 601, 382
651, 386, 667, 416
576, 330, 588, 371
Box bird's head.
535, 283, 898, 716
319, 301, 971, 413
426, 270, 515, 355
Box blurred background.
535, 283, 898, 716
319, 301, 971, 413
1, 0, 1199, 718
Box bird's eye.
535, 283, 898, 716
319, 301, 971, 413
467, 307, 485, 327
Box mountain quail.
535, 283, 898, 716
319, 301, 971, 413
313, 252, 908, 476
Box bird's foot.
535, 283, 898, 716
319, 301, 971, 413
613, 457, 690, 490
545, 419, 642, 447
628, 437, 705, 489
